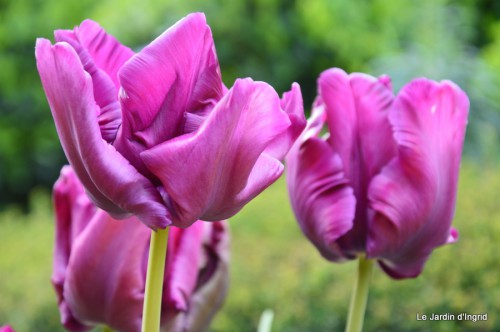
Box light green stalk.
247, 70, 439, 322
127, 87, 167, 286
142, 227, 169, 332
345, 256, 374, 332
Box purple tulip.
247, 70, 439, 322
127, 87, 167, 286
52, 166, 230, 332
286, 68, 469, 279
0, 326, 15, 332
35, 13, 305, 230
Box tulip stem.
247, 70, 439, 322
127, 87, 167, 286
142, 227, 169, 332
345, 256, 373, 332
258, 309, 275, 332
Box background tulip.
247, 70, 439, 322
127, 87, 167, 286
0, 326, 15, 332
286, 68, 469, 279
36, 13, 305, 230
53, 166, 230, 332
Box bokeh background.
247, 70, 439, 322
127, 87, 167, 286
1, 0, 499, 331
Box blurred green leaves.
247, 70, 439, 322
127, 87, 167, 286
2, 0, 500, 208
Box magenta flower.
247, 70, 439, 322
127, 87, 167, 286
52, 166, 230, 331
35, 13, 305, 230
0, 326, 15, 332
286, 68, 469, 279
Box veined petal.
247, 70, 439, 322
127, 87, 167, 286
35, 38, 169, 229
367, 79, 469, 279
286, 107, 356, 262
141, 78, 289, 227
55, 20, 133, 143
318, 68, 396, 255
64, 212, 149, 332
114, 12, 224, 174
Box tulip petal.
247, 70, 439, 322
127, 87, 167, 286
318, 68, 396, 254
265, 82, 306, 160
320, 69, 396, 182
55, 20, 133, 143
35, 38, 169, 229
64, 212, 149, 332
447, 227, 459, 244
164, 222, 205, 313
114, 13, 224, 175
367, 79, 469, 278
286, 107, 356, 261
162, 221, 230, 332
195, 221, 230, 290
54, 28, 119, 143
52, 166, 95, 331
185, 222, 230, 332
55, 20, 134, 90
141, 78, 289, 227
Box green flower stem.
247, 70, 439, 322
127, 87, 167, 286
142, 227, 169, 332
257, 309, 275, 332
101, 326, 114, 332
345, 256, 374, 332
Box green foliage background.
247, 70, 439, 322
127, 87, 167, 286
1, 0, 500, 331
2, 0, 500, 207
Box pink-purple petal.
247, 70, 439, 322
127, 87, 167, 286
265, 82, 306, 160
318, 68, 396, 255
55, 20, 133, 143
182, 221, 230, 332
141, 78, 289, 227
55, 27, 121, 143
367, 79, 469, 278
161, 221, 230, 332
55, 19, 134, 89
286, 108, 356, 262
0, 326, 16, 332
164, 222, 205, 312
52, 166, 95, 331
114, 12, 223, 175
64, 211, 149, 331
35, 38, 169, 229
447, 227, 459, 244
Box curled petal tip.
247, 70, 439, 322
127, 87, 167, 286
184, 11, 207, 22
378, 74, 392, 90
378, 259, 424, 280
262, 81, 306, 160
447, 227, 459, 244
35, 37, 49, 49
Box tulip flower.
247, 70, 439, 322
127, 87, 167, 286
53, 166, 230, 332
37, 13, 304, 331
286, 68, 468, 331
0, 326, 15, 332
35, 13, 305, 231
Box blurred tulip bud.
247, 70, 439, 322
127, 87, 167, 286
52, 166, 230, 331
